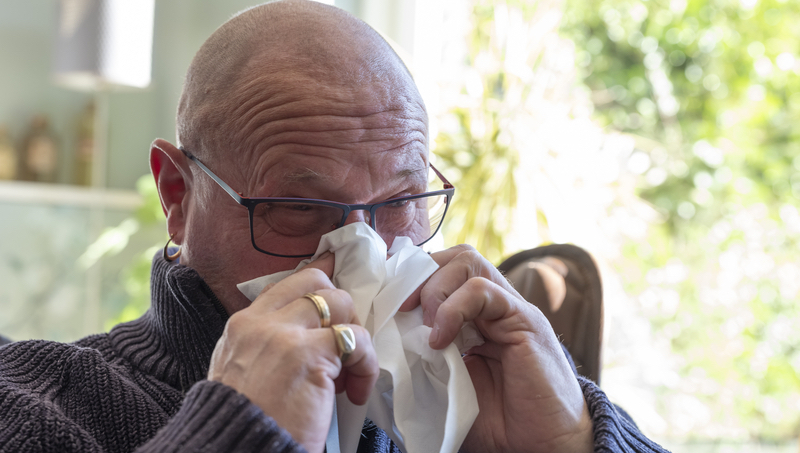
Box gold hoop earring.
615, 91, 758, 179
163, 234, 182, 262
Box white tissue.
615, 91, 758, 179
236, 223, 482, 453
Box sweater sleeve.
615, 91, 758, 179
577, 376, 671, 453
0, 342, 305, 453
136, 380, 306, 453
557, 344, 669, 452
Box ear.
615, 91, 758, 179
150, 139, 191, 244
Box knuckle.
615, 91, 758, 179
420, 282, 440, 305
226, 311, 251, 333
226, 310, 281, 342
350, 326, 375, 354
454, 243, 476, 252
465, 276, 494, 296
453, 247, 487, 268
350, 324, 370, 338
338, 292, 357, 314
225, 316, 263, 346
452, 244, 478, 257
329, 288, 352, 304
321, 288, 357, 321
270, 328, 306, 351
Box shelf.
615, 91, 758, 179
0, 180, 142, 210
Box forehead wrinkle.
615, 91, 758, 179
232, 98, 423, 135
229, 72, 374, 126
252, 133, 427, 159
237, 119, 427, 161
263, 159, 427, 198
230, 98, 423, 149
228, 74, 426, 149
282, 168, 327, 184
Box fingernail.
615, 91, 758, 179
430, 323, 440, 345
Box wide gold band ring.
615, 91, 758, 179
302, 293, 331, 328
331, 324, 356, 364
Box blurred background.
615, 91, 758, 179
0, 0, 798, 451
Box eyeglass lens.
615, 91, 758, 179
250, 193, 449, 256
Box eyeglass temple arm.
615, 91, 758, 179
430, 163, 454, 189
180, 148, 244, 204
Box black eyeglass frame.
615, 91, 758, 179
180, 147, 455, 258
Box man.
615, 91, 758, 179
0, 1, 668, 452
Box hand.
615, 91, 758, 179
404, 245, 593, 453
207, 254, 379, 453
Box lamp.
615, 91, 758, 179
53, 0, 155, 91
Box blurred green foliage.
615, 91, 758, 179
102, 175, 164, 330
561, 0, 800, 442
435, 2, 548, 264
435, 108, 518, 264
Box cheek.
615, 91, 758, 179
189, 194, 251, 249
183, 199, 307, 280
182, 190, 252, 267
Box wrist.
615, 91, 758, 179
555, 406, 594, 453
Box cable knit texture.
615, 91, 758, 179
0, 254, 668, 452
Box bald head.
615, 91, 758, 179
176, 0, 422, 161
157, 0, 431, 312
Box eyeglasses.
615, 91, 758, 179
181, 148, 455, 257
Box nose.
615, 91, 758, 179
342, 209, 371, 227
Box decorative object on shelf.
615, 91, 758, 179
19, 115, 60, 183
0, 126, 17, 180
73, 102, 95, 186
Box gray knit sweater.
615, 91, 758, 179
0, 254, 669, 452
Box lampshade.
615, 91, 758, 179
53, 0, 155, 91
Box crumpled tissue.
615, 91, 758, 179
237, 223, 483, 453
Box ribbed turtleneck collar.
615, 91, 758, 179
108, 254, 229, 392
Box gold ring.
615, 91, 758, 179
332, 324, 356, 364
302, 293, 331, 328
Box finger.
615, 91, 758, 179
397, 285, 423, 313
418, 246, 518, 326
303, 251, 335, 279
278, 289, 358, 328
251, 266, 336, 313
258, 282, 277, 295
328, 325, 378, 406
429, 277, 545, 350
253, 252, 333, 299
430, 244, 477, 267
397, 244, 474, 313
